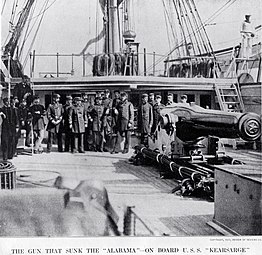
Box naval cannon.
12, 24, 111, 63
133, 103, 261, 198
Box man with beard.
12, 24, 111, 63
69, 97, 87, 153
46, 94, 64, 153
0, 98, 19, 160
118, 92, 134, 154
63, 95, 74, 152
138, 94, 153, 147
110, 90, 121, 154
102, 89, 113, 150
90, 96, 105, 152
28, 96, 46, 154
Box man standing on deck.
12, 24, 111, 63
152, 94, 164, 134
28, 95, 46, 154
240, 14, 255, 59
82, 93, 91, 151
46, 94, 64, 153
63, 95, 74, 153
138, 94, 153, 147
69, 97, 87, 153
0, 98, 19, 160
90, 96, 105, 152
10, 96, 20, 157
111, 90, 121, 154
18, 99, 30, 147
148, 93, 155, 107
102, 89, 113, 150
118, 92, 134, 154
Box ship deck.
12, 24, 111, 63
9, 145, 261, 237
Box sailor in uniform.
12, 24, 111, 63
63, 95, 74, 152
138, 93, 153, 147
69, 97, 87, 153
240, 14, 255, 58
152, 94, 164, 134
118, 92, 134, 153
46, 94, 64, 153
90, 96, 105, 152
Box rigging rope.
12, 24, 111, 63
162, 0, 179, 56
178, 0, 197, 56
22, 0, 50, 68
27, 0, 58, 21
18, 1, 37, 61
162, 2, 172, 54
181, 0, 202, 56
146, 0, 237, 73
1, 0, 7, 14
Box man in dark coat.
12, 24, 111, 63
28, 96, 46, 153
0, 98, 19, 160
151, 94, 164, 133
69, 97, 87, 153
102, 89, 113, 149
118, 92, 134, 153
10, 96, 20, 156
110, 90, 121, 154
17, 99, 30, 147
138, 93, 153, 147
82, 93, 91, 151
90, 97, 105, 152
148, 92, 155, 106
13, 75, 32, 104
46, 94, 64, 153
63, 95, 74, 152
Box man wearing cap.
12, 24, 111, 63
18, 99, 31, 147
0, 97, 19, 160
10, 96, 20, 156
63, 95, 74, 152
240, 15, 255, 58
13, 75, 33, 104
166, 93, 176, 107
90, 96, 105, 152
102, 89, 113, 149
28, 95, 46, 154
138, 94, 153, 147
82, 93, 92, 151
110, 90, 121, 154
118, 92, 134, 153
46, 94, 64, 153
69, 97, 87, 153
152, 95, 164, 133
148, 93, 155, 106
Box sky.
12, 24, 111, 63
1, 0, 261, 76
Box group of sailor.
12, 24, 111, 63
0, 86, 189, 159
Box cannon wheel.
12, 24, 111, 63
238, 113, 261, 141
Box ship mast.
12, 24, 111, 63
2, 0, 36, 77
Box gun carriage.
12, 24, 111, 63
133, 103, 261, 198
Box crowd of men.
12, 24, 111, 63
0, 87, 188, 160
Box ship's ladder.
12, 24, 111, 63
215, 82, 245, 112
124, 52, 138, 76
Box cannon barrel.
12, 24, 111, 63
160, 104, 261, 142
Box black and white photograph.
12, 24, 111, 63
0, 0, 261, 253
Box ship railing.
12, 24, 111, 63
28, 51, 168, 78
